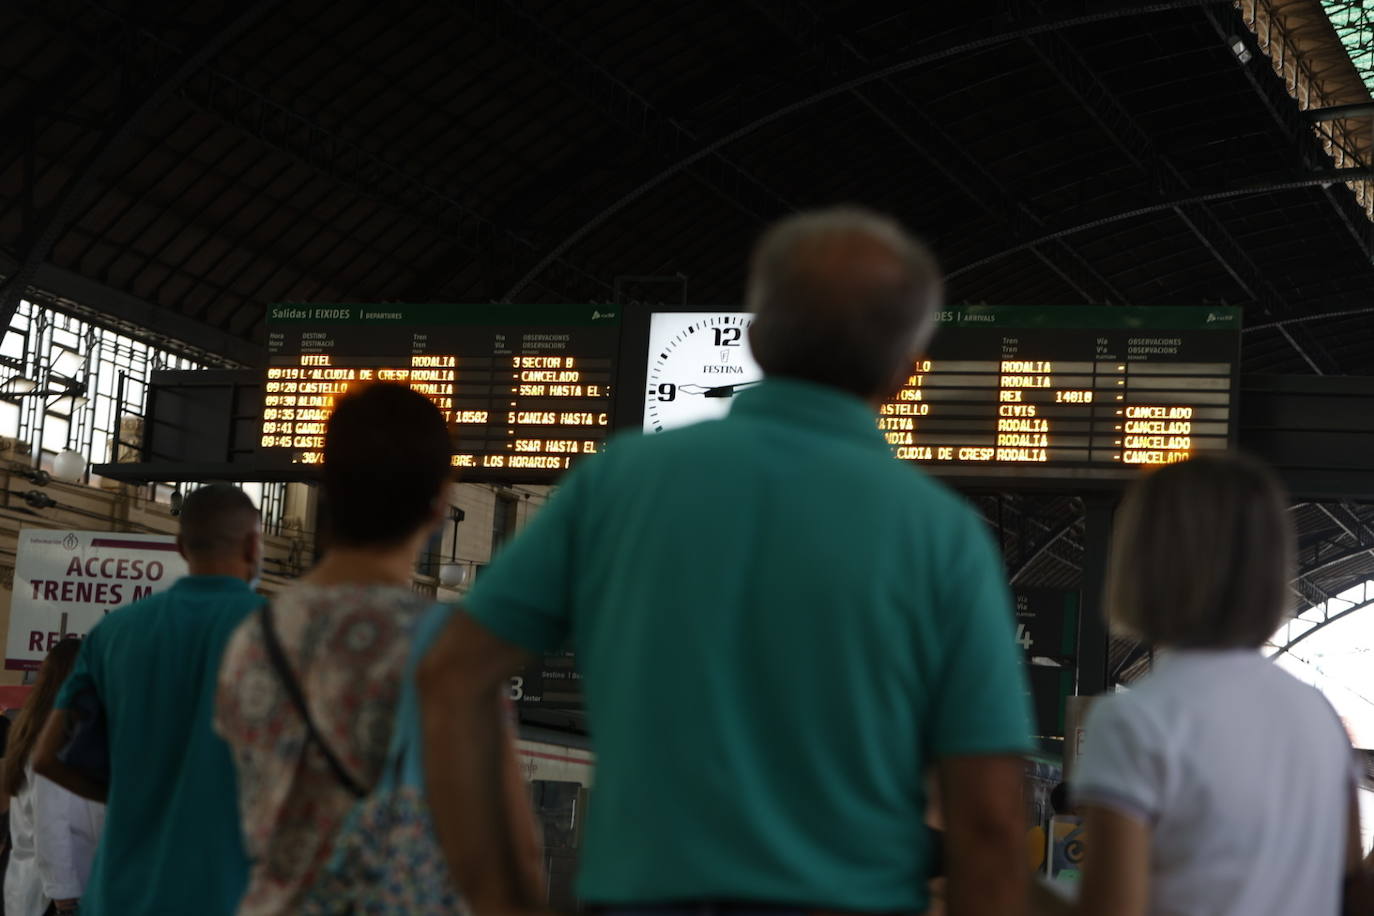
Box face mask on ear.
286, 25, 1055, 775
248, 549, 264, 593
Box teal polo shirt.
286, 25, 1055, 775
56, 575, 261, 915
466, 378, 1033, 911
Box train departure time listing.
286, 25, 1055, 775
636, 305, 1241, 479
260, 304, 620, 477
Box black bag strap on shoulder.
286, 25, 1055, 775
257, 602, 368, 799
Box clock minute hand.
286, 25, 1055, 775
704, 379, 763, 398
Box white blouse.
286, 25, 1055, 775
4, 764, 105, 916
1074, 650, 1354, 916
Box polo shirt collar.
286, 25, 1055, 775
730, 377, 889, 453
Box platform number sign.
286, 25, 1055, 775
1015, 589, 1081, 739
1016, 623, 1034, 652
1013, 589, 1079, 661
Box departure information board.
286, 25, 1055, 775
627, 305, 1241, 480
257, 303, 1239, 484
260, 304, 620, 477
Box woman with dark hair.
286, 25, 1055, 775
3, 639, 104, 916
215, 383, 452, 914
215, 382, 536, 915
1033, 452, 1360, 916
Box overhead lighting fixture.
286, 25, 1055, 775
1229, 35, 1253, 65
52, 448, 87, 483
439, 563, 472, 589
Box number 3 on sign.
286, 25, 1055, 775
507, 676, 524, 702
1015, 624, 1033, 651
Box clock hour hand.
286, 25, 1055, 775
704, 379, 763, 398
673, 380, 763, 398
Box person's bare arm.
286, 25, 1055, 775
939, 755, 1030, 916
418, 611, 543, 914
1029, 805, 1150, 916
31, 711, 106, 803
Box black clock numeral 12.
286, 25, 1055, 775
712, 327, 742, 346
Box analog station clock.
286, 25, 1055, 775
643, 312, 762, 433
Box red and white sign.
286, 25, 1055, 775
6, 530, 187, 670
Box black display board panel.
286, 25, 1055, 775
141, 369, 263, 466
613, 304, 1243, 484
260, 303, 621, 483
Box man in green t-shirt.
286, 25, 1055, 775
35, 485, 263, 915
420, 208, 1034, 916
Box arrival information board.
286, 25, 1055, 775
260, 304, 620, 475
632, 305, 1241, 479
882, 306, 1240, 473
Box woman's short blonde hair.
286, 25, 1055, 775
1106, 452, 1295, 649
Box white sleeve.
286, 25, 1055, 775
32, 773, 87, 900
1071, 696, 1168, 825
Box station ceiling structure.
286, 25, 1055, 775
1, 0, 1373, 681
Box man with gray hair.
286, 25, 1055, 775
421, 208, 1033, 916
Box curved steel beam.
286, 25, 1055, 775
1243, 304, 1374, 333
1270, 598, 1374, 658
1008, 517, 1081, 585
0, 1, 283, 331
1296, 542, 1374, 583
500, 0, 1232, 301
945, 169, 1373, 281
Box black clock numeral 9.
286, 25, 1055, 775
712, 327, 742, 346
655, 383, 676, 402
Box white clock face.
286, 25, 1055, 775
644, 312, 762, 433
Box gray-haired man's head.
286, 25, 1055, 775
746, 207, 942, 401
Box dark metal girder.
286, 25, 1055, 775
463, 0, 796, 218
500, 0, 1234, 301
293, 198, 405, 303
945, 168, 1370, 297
1203, 7, 1373, 263
209, 173, 350, 322
176, 70, 613, 299
744, 0, 1130, 307
388, 0, 801, 302
123, 141, 281, 294
0, 248, 260, 365
0, 0, 284, 333
0, 46, 102, 171
172, 157, 301, 321
1008, 517, 1083, 584
1270, 597, 1374, 658
1020, 15, 1341, 375
22, 1, 613, 311
1296, 541, 1374, 582
70, 109, 212, 269
1308, 102, 1374, 122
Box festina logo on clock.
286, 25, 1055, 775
644, 312, 763, 433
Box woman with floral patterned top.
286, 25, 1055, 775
214, 383, 540, 915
